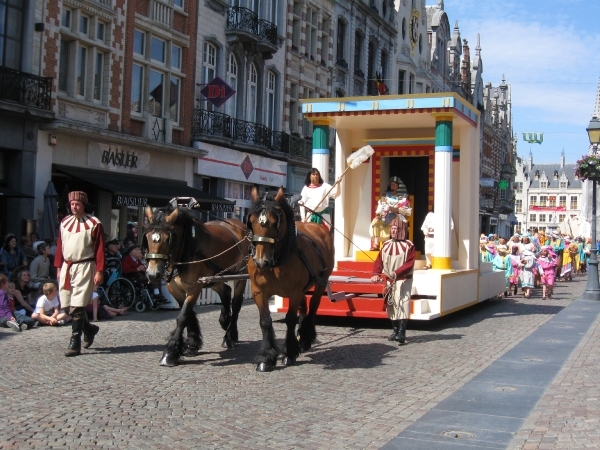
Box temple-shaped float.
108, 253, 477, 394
271, 93, 506, 319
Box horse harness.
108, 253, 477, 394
251, 195, 329, 290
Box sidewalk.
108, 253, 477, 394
383, 275, 600, 449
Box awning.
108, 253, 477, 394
55, 165, 235, 212
0, 186, 34, 198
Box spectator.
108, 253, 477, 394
31, 282, 71, 326
87, 290, 127, 322
0, 275, 36, 331
29, 232, 40, 244
121, 245, 167, 304
5, 282, 37, 329
1, 234, 28, 280
120, 238, 136, 255
29, 242, 54, 290
8, 279, 35, 316
14, 269, 36, 311
104, 239, 122, 281
21, 235, 37, 265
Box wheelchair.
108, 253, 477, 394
98, 266, 165, 313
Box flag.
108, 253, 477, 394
522, 132, 544, 144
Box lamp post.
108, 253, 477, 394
583, 115, 600, 300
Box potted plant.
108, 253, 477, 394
575, 153, 600, 181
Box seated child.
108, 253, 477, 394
86, 291, 127, 322
0, 274, 36, 331
32, 282, 71, 326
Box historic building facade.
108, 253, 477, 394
513, 151, 582, 236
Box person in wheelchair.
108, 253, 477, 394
121, 245, 167, 304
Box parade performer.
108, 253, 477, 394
55, 191, 105, 357
492, 244, 513, 297
371, 219, 415, 345
298, 168, 341, 229
369, 176, 412, 251
420, 211, 435, 269
520, 249, 536, 298
508, 245, 521, 295
550, 233, 564, 279
537, 247, 557, 299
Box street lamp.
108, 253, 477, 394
583, 115, 600, 300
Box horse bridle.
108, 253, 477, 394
250, 195, 284, 265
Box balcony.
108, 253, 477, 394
192, 109, 312, 161
500, 163, 516, 176
336, 58, 348, 69
0, 66, 52, 111
498, 199, 515, 213
226, 7, 278, 58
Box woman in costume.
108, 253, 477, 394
537, 246, 557, 299
298, 168, 341, 230
369, 176, 412, 251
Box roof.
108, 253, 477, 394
521, 163, 581, 189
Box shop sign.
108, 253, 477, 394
211, 203, 235, 213
113, 195, 148, 208
490, 217, 498, 225
88, 142, 150, 174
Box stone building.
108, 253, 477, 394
513, 151, 582, 236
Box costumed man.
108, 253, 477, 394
370, 218, 415, 345
420, 210, 454, 270
369, 176, 412, 251
550, 233, 564, 280
54, 191, 105, 357
298, 168, 341, 230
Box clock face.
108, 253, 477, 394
410, 12, 419, 44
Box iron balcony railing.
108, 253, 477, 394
0, 66, 52, 110
227, 7, 277, 46
498, 199, 515, 213
192, 109, 312, 160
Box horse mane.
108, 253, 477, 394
145, 206, 198, 263
249, 191, 297, 264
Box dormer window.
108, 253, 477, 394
553, 170, 558, 179
560, 181, 567, 189
540, 180, 547, 188
535, 170, 539, 179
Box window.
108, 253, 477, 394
529, 214, 536, 222
134, 30, 145, 56
530, 195, 537, 206
570, 196, 578, 209
148, 70, 164, 117
321, 17, 330, 65
409, 73, 414, 94
291, 2, 301, 54
58, 40, 70, 92
559, 214, 566, 223
539, 214, 546, 223
80, 14, 89, 36
515, 199, 522, 213
201, 41, 217, 111
517, 182, 523, 193
131, 64, 143, 113
539, 195, 547, 206
265, 71, 276, 130
289, 82, 298, 133
549, 197, 556, 208
559, 196, 567, 208
0, 0, 24, 69
76, 46, 87, 97
302, 87, 314, 137
540, 181, 547, 188
305, 7, 317, 61
96, 21, 105, 42
225, 53, 238, 118
398, 70, 405, 94
560, 181, 567, 189
354, 31, 363, 72
169, 76, 180, 123
174, 0, 183, 8
246, 63, 257, 122
62, 8, 72, 29
94, 51, 103, 101
171, 44, 181, 70
401, 18, 406, 40
151, 37, 166, 64
499, 188, 506, 200
336, 18, 346, 65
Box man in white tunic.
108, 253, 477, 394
371, 218, 415, 344
55, 191, 105, 357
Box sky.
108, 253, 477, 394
432, 0, 600, 165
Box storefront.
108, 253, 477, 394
36, 134, 232, 243
193, 142, 288, 223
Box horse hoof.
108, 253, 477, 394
160, 354, 178, 367
282, 356, 295, 366
256, 362, 273, 372
222, 337, 235, 349
182, 347, 199, 357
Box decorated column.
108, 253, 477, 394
312, 121, 330, 183
433, 115, 453, 269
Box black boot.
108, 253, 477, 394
82, 314, 99, 349
397, 319, 408, 344
65, 308, 85, 357
388, 320, 400, 341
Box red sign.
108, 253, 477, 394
200, 76, 235, 108
530, 206, 566, 211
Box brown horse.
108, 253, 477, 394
144, 205, 251, 366
247, 187, 334, 372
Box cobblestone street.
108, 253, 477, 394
0, 275, 592, 449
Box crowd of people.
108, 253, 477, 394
0, 219, 160, 334
481, 229, 591, 299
